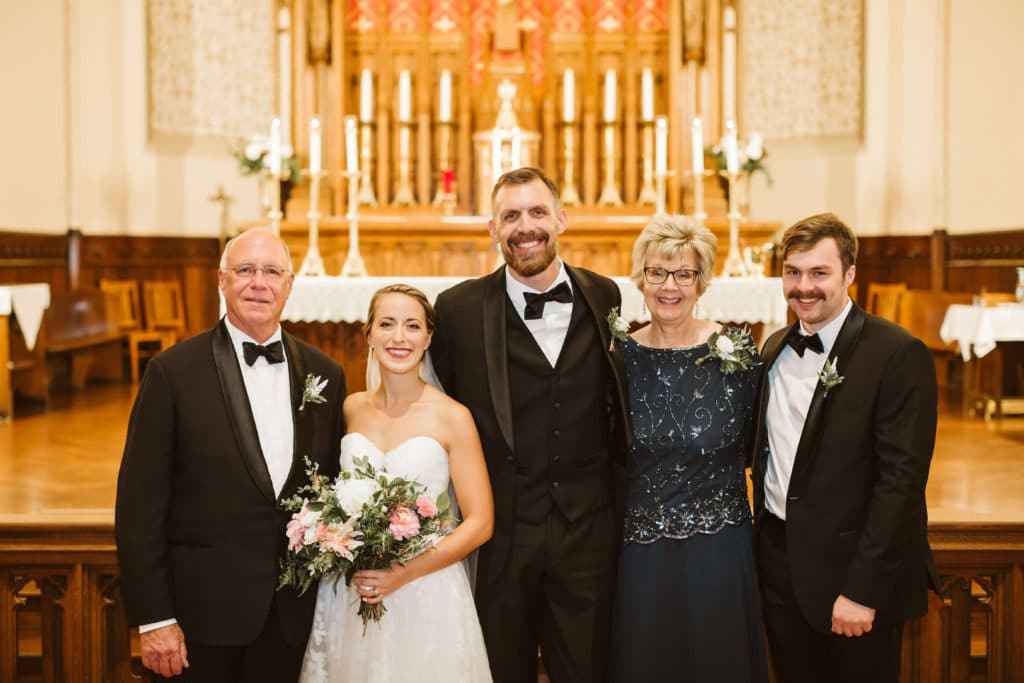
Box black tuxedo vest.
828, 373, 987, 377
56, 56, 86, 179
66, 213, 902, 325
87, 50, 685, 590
505, 296, 613, 523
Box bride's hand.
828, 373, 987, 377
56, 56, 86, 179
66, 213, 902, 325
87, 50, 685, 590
353, 565, 411, 604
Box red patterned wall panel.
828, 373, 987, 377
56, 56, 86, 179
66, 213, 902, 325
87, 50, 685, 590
552, 0, 584, 33
593, 0, 626, 32
348, 0, 381, 32
635, 0, 666, 32
469, 0, 495, 86
388, 0, 421, 33
521, 0, 545, 85
429, 0, 461, 32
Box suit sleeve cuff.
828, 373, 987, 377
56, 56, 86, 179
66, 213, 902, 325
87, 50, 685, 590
139, 618, 177, 634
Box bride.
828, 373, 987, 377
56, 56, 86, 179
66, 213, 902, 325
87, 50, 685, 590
299, 284, 494, 682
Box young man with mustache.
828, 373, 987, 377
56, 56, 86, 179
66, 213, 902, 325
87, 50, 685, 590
430, 167, 630, 683
749, 213, 939, 683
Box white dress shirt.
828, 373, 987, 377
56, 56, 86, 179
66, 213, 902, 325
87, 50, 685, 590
764, 298, 853, 520
505, 260, 574, 367
140, 320, 295, 634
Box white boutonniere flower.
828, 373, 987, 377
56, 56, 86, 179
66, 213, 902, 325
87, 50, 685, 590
300, 374, 328, 411
606, 306, 630, 351
695, 327, 761, 374
818, 357, 845, 396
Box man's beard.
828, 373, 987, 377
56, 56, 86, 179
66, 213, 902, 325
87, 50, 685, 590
500, 232, 558, 277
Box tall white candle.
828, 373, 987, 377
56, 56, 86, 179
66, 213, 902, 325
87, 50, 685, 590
641, 68, 654, 122
359, 69, 373, 122
655, 116, 668, 174
398, 70, 411, 123
563, 69, 575, 123
724, 119, 739, 174
691, 117, 704, 176
438, 69, 452, 123
491, 134, 502, 181
722, 7, 737, 123
603, 69, 617, 123
344, 116, 358, 174
309, 118, 321, 174
278, 8, 292, 146
268, 117, 282, 175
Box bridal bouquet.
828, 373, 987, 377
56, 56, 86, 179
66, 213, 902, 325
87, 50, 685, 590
279, 456, 453, 629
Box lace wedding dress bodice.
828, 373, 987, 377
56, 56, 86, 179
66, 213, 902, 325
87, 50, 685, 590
299, 433, 492, 683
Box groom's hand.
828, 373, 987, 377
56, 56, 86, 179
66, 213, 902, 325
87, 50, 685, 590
831, 594, 876, 637
140, 623, 190, 678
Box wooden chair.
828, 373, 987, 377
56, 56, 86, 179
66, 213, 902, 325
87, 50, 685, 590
866, 282, 908, 323
142, 280, 187, 341
99, 279, 173, 384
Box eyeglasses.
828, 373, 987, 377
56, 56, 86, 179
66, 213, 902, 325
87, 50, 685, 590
228, 264, 290, 282
643, 267, 699, 287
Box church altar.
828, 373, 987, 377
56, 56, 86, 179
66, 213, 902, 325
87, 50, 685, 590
281, 275, 787, 330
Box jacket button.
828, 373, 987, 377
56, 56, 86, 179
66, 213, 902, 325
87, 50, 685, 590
788, 496, 799, 501
553, 430, 560, 438
552, 481, 560, 488
554, 402, 561, 409
553, 455, 561, 463
506, 456, 514, 463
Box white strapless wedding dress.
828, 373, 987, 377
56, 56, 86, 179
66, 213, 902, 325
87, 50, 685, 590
299, 432, 492, 682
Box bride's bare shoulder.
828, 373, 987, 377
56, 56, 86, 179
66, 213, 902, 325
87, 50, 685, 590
421, 385, 473, 424
342, 391, 372, 417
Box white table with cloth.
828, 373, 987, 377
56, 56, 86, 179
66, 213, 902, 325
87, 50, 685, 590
281, 275, 788, 330
940, 303, 1024, 418
0, 283, 51, 419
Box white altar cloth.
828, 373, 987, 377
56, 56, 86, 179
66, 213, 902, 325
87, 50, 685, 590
940, 303, 1024, 360
0, 283, 51, 350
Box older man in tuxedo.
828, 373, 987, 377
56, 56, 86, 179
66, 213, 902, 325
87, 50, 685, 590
115, 228, 346, 681
750, 213, 938, 683
430, 167, 630, 683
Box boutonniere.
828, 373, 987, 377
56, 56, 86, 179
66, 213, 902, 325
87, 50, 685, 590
605, 306, 630, 351
818, 357, 844, 396
300, 374, 328, 411
694, 328, 761, 374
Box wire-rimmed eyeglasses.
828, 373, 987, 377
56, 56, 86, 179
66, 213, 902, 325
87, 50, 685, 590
643, 267, 698, 287
227, 264, 291, 282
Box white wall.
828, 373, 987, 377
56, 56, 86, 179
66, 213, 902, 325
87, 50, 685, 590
0, 0, 262, 237
748, 0, 1023, 235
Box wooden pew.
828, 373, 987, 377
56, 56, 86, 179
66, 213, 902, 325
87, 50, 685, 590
35, 291, 123, 397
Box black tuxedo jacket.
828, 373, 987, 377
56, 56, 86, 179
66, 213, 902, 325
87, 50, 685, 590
750, 303, 939, 632
430, 265, 631, 579
115, 321, 346, 646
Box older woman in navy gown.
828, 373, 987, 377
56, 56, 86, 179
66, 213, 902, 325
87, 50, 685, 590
609, 216, 768, 682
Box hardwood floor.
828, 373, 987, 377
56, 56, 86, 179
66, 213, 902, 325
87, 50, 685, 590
1, 383, 1022, 526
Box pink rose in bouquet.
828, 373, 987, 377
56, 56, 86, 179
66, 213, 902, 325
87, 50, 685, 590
415, 494, 439, 518
388, 506, 421, 540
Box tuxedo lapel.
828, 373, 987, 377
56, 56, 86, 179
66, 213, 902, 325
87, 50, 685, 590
483, 268, 515, 452
281, 331, 314, 497
787, 305, 866, 497
751, 324, 794, 471
211, 321, 276, 502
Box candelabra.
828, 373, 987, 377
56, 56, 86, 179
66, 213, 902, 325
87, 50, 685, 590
266, 169, 283, 237
392, 123, 416, 207
298, 170, 326, 276
432, 122, 454, 206
636, 121, 657, 206
341, 170, 368, 276
692, 169, 708, 225
654, 170, 673, 216
597, 123, 623, 206
721, 171, 748, 277
357, 123, 378, 206
560, 123, 581, 206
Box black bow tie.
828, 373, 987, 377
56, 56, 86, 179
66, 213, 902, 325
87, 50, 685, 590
786, 329, 824, 357
243, 340, 285, 366
523, 281, 573, 320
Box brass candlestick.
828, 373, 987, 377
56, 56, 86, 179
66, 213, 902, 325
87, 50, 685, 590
432, 122, 454, 206
298, 170, 326, 276
721, 170, 748, 277
654, 170, 675, 216
341, 170, 368, 276
637, 121, 657, 206
392, 123, 415, 207
266, 169, 283, 237
561, 123, 581, 206
597, 123, 623, 206
357, 123, 378, 206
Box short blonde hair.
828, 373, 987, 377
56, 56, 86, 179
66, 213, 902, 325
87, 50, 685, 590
630, 215, 717, 293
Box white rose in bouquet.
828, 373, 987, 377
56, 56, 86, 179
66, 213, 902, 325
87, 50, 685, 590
335, 477, 382, 517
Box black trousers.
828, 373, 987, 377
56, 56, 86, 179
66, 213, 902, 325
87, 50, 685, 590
168, 600, 307, 683
756, 513, 904, 683
475, 507, 617, 683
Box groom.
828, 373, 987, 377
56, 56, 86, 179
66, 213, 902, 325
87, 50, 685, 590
750, 213, 938, 683
116, 228, 346, 681
431, 167, 630, 683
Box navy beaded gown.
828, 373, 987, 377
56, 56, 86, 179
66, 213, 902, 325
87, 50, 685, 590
609, 330, 768, 683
